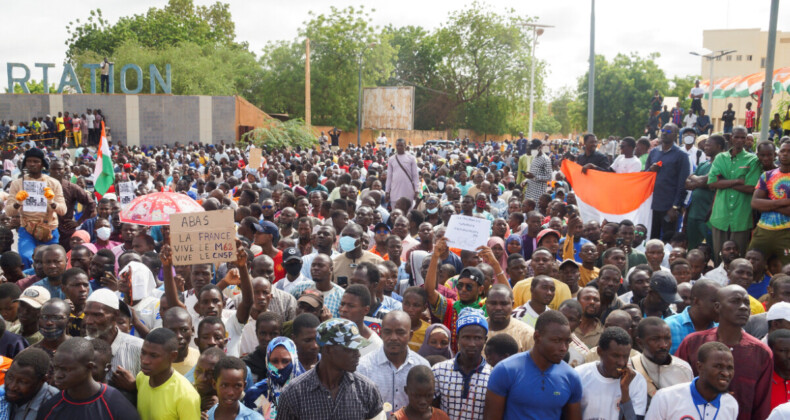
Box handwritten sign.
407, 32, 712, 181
249, 147, 262, 170
444, 215, 491, 251
118, 182, 136, 209
169, 209, 236, 266
22, 181, 47, 213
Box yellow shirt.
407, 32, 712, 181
579, 266, 600, 287
750, 295, 766, 315
136, 370, 201, 420
408, 319, 430, 352
512, 277, 572, 310
172, 347, 200, 376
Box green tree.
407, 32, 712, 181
549, 88, 580, 135
668, 75, 698, 111
4, 79, 56, 94
574, 53, 669, 137
257, 6, 397, 130
240, 119, 317, 150
65, 0, 242, 59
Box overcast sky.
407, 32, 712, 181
1, 0, 786, 97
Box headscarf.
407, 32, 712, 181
487, 237, 507, 270
71, 230, 90, 245
408, 250, 429, 287
118, 261, 157, 300
418, 323, 452, 359
505, 235, 522, 256
245, 337, 304, 418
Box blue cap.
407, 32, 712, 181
253, 220, 280, 243
456, 307, 488, 334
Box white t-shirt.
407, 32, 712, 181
86, 113, 95, 129
684, 114, 698, 128
575, 362, 648, 419
359, 331, 383, 358
646, 381, 739, 420
690, 87, 706, 98
612, 155, 643, 174
191, 309, 246, 357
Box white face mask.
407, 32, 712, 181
96, 227, 111, 241
683, 135, 695, 145
531, 149, 539, 157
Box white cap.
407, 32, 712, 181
103, 193, 118, 202
86, 288, 120, 310
767, 302, 790, 322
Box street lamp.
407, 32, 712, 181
357, 42, 377, 147
523, 23, 553, 141
689, 49, 736, 117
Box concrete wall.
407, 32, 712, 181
0, 94, 241, 147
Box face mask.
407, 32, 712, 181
683, 135, 695, 145
339, 236, 358, 252
476, 200, 486, 209
284, 263, 302, 277
531, 149, 539, 156
437, 181, 445, 191
426, 207, 439, 214
97, 227, 111, 241
40, 327, 65, 340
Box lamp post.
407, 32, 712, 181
689, 49, 736, 121
523, 23, 553, 141
357, 42, 377, 147
587, 0, 595, 134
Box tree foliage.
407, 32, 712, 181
65, 0, 241, 60
240, 119, 317, 150
573, 53, 669, 137
4, 79, 56, 94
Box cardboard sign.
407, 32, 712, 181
248, 147, 262, 170
22, 180, 47, 213
444, 215, 491, 251
118, 182, 136, 209
169, 209, 236, 266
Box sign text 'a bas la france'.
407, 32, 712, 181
169, 209, 235, 266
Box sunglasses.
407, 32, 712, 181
375, 229, 389, 234
262, 205, 273, 210
458, 282, 477, 291
661, 128, 673, 134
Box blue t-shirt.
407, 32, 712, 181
557, 237, 591, 262
487, 351, 582, 420
747, 274, 771, 300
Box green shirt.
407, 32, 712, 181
688, 160, 715, 221
707, 149, 761, 232
627, 250, 648, 271
638, 153, 648, 170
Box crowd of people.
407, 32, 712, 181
0, 119, 788, 419
0, 108, 107, 149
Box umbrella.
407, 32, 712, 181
119, 192, 205, 226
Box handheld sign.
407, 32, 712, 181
169, 209, 235, 266
22, 181, 47, 213
118, 182, 136, 209
444, 215, 491, 251
249, 147, 262, 170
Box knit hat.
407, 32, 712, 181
22, 147, 48, 170
456, 307, 488, 334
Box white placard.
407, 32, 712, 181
444, 215, 491, 251
22, 181, 47, 213
118, 182, 136, 208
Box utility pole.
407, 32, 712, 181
760, 0, 780, 142
522, 23, 553, 141
305, 38, 311, 128
587, 0, 595, 134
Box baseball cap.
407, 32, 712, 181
283, 247, 302, 263
253, 220, 280, 238
373, 222, 391, 233
459, 267, 485, 286
86, 288, 120, 310
649, 272, 683, 304
767, 302, 790, 322
15, 286, 51, 309
316, 318, 369, 350
559, 259, 580, 269
536, 229, 561, 244
297, 291, 324, 308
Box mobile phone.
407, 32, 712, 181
104, 264, 116, 278
337, 276, 348, 288
616, 238, 624, 247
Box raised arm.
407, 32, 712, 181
160, 244, 186, 310
234, 240, 253, 324
477, 245, 511, 291
424, 237, 447, 306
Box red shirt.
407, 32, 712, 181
273, 250, 285, 282
745, 110, 756, 128
676, 327, 773, 420
772, 370, 790, 410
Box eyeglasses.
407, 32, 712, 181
458, 282, 476, 291
661, 128, 673, 134
375, 229, 389, 234
262, 205, 273, 209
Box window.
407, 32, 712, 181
726, 55, 732, 61
736, 55, 742, 61
746, 55, 753, 61
761, 57, 766, 68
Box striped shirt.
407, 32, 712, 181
106, 329, 144, 382
277, 368, 383, 420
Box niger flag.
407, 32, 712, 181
561, 160, 656, 234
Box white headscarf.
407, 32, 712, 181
118, 261, 157, 300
